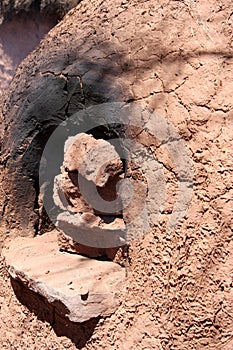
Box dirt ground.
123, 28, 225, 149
0, 0, 233, 349
0, 11, 56, 93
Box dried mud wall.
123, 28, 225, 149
0, 0, 233, 349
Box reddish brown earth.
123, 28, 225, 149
0, 11, 57, 91
0, 0, 81, 93
0, 0, 233, 349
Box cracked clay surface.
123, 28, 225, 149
0, 0, 233, 349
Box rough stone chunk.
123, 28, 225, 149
63, 133, 123, 187
58, 133, 124, 216
53, 133, 126, 257
54, 173, 93, 214
2, 231, 125, 323
57, 231, 124, 261
57, 211, 126, 249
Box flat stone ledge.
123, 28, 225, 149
2, 231, 125, 323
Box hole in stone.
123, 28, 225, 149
81, 292, 89, 301
99, 215, 122, 224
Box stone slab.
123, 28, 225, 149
2, 231, 125, 323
